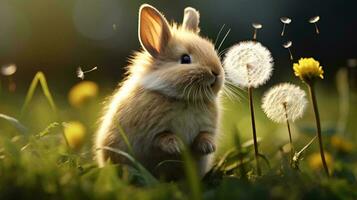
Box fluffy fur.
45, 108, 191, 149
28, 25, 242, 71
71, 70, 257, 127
95, 4, 224, 180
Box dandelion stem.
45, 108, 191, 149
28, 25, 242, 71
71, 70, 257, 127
308, 83, 329, 176
314, 23, 320, 34
281, 24, 286, 36
288, 48, 293, 60
253, 29, 257, 40
283, 102, 294, 164
248, 86, 261, 175
84, 66, 98, 73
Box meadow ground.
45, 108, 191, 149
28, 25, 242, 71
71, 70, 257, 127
0, 71, 357, 200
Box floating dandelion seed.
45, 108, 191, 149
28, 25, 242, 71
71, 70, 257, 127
77, 67, 84, 80
252, 23, 262, 40
280, 17, 291, 36
112, 24, 117, 31
283, 41, 294, 60
224, 41, 273, 175
309, 16, 320, 34
1, 64, 17, 76
76, 66, 98, 80
1, 64, 17, 92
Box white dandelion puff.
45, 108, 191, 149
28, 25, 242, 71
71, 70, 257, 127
77, 67, 84, 80
283, 40, 293, 60
262, 83, 307, 123
223, 41, 274, 88
252, 23, 262, 40
280, 17, 292, 36
309, 16, 320, 34
76, 66, 98, 80
112, 24, 117, 31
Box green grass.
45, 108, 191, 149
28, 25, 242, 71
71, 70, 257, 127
1, 71, 357, 199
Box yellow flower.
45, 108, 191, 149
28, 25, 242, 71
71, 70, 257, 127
68, 81, 98, 108
293, 58, 324, 82
63, 121, 86, 150
331, 135, 354, 153
307, 152, 333, 172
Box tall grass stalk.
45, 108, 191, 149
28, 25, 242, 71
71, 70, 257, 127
117, 124, 134, 156
181, 144, 202, 200
21, 71, 57, 117
20, 71, 71, 148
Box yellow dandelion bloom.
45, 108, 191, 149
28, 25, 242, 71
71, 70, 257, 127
63, 121, 86, 150
331, 135, 354, 153
68, 81, 98, 108
307, 152, 333, 172
293, 58, 324, 82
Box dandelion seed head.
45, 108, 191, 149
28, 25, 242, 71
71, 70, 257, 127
77, 67, 84, 80
1, 64, 17, 76
223, 41, 274, 88
262, 83, 307, 123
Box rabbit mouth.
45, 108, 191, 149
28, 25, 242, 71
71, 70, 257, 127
180, 82, 216, 103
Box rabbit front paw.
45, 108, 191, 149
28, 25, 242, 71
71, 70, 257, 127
153, 132, 181, 155
192, 132, 216, 155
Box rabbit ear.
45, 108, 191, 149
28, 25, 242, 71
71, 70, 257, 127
138, 4, 171, 57
182, 7, 200, 33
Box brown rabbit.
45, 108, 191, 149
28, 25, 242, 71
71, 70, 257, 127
95, 4, 224, 180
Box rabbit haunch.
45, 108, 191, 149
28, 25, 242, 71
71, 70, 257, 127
95, 4, 224, 180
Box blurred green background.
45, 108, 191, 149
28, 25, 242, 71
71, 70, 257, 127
1, 0, 357, 87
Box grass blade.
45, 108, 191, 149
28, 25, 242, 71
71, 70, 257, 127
181, 145, 202, 200
0, 113, 28, 134
99, 146, 158, 185
21, 71, 57, 117
117, 124, 134, 156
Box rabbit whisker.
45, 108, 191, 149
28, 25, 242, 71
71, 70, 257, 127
217, 28, 231, 52
214, 24, 226, 48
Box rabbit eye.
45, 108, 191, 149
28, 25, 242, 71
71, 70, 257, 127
180, 54, 191, 64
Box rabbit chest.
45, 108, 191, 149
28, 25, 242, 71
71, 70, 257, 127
167, 102, 216, 144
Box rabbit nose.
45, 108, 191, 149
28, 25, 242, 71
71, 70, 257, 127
208, 70, 219, 86
212, 70, 219, 77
